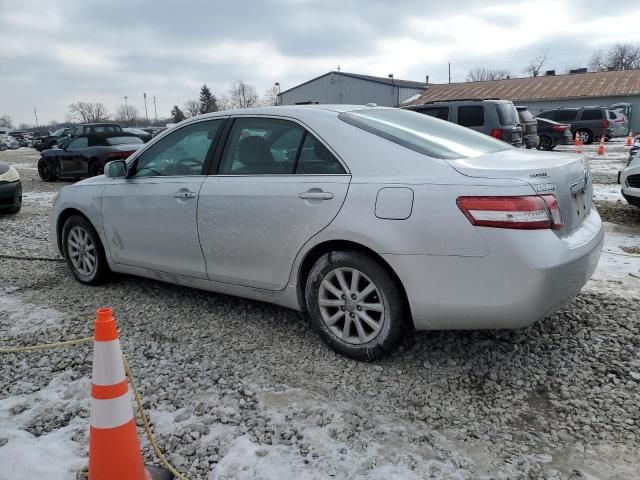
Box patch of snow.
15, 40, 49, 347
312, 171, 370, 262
22, 191, 56, 208
592, 183, 624, 202
9, 162, 37, 171
0, 289, 63, 335
585, 222, 640, 298
0, 373, 88, 480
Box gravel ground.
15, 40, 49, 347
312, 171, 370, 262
1, 147, 640, 480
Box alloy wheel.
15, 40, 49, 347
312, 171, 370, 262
67, 226, 97, 277
318, 267, 386, 345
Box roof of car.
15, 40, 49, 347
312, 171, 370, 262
74, 132, 139, 140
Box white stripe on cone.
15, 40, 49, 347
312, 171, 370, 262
92, 339, 126, 386
90, 390, 135, 429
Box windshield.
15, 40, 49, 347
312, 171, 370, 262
53, 128, 66, 136
105, 136, 143, 145
517, 109, 534, 122
339, 108, 510, 160
496, 103, 519, 126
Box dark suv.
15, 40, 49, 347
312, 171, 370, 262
515, 106, 539, 149
537, 106, 612, 144
408, 99, 523, 147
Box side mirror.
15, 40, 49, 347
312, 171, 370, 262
104, 160, 128, 178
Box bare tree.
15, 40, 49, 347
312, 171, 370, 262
524, 48, 549, 77
262, 85, 280, 106
116, 104, 139, 125
228, 80, 259, 109
183, 100, 200, 118
0, 115, 13, 128
466, 67, 511, 82
68, 102, 110, 123
590, 43, 640, 71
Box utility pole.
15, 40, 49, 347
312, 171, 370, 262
448, 62, 451, 84
33, 107, 39, 131
143, 93, 149, 125
275, 82, 281, 106
153, 96, 158, 125
124, 96, 129, 127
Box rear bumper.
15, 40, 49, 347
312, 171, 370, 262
383, 209, 604, 330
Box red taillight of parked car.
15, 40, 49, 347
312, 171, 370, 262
552, 124, 569, 132
490, 128, 503, 140
456, 195, 563, 230
602, 119, 609, 128
106, 151, 135, 161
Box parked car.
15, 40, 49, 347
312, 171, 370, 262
537, 106, 612, 144
620, 136, 640, 208
38, 133, 143, 181
123, 128, 153, 143
515, 106, 539, 149
9, 132, 28, 147
49, 106, 604, 360
35, 128, 73, 151
141, 127, 166, 137
536, 118, 572, 151
608, 109, 628, 137
70, 123, 123, 138
408, 99, 523, 147
4, 136, 20, 149
0, 161, 22, 214
0, 141, 6, 151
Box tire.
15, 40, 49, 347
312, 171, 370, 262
538, 135, 553, 151
62, 215, 110, 285
305, 250, 405, 361
576, 129, 593, 144
6, 182, 22, 214
38, 157, 58, 182
88, 161, 103, 177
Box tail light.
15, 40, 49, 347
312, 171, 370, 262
602, 119, 609, 128
457, 195, 563, 230
106, 151, 135, 161
552, 124, 569, 132
490, 128, 503, 140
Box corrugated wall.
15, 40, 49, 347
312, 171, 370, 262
279, 73, 423, 107
519, 95, 640, 134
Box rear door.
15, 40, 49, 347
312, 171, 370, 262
197, 116, 350, 290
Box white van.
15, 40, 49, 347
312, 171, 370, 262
0, 127, 9, 141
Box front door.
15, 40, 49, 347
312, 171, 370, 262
198, 116, 350, 290
60, 136, 89, 176
102, 119, 225, 278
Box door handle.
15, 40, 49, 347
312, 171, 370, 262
298, 191, 333, 200
173, 190, 197, 199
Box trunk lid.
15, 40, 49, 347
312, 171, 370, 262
448, 148, 592, 235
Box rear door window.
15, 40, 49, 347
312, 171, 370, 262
457, 106, 484, 127
496, 103, 519, 126
554, 110, 578, 122
418, 107, 450, 121
580, 109, 603, 120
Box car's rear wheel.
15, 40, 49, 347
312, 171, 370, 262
305, 251, 405, 361
88, 161, 103, 177
38, 158, 58, 182
576, 129, 593, 144
538, 135, 553, 151
62, 215, 109, 285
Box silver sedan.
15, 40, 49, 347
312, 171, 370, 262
49, 106, 604, 360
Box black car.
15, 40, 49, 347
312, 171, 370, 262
0, 162, 22, 214
515, 106, 539, 149
70, 123, 123, 138
34, 128, 73, 151
536, 118, 572, 151
38, 133, 143, 181
123, 128, 153, 143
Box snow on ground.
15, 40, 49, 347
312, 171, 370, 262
0, 288, 63, 335
22, 191, 56, 208
8, 163, 37, 171
0, 371, 88, 480
592, 183, 624, 202
585, 222, 640, 298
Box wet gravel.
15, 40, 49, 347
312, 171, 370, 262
1, 148, 640, 479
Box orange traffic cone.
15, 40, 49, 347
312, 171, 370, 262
574, 132, 583, 153
626, 131, 634, 146
89, 308, 173, 480
596, 134, 605, 155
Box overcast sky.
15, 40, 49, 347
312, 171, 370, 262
1, 0, 640, 126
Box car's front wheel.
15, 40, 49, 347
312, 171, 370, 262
38, 158, 58, 182
62, 215, 109, 285
305, 251, 405, 361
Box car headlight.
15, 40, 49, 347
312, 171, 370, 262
0, 165, 20, 183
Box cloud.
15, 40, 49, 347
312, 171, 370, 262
0, 0, 639, 125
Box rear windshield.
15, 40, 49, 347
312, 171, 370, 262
105, 136, 143, 145
517, 109, 534, 122
339, 108, 510, 160
496, 103, 519, 126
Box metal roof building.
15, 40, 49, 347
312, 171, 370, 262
406, 69, 640, 133
277, 71, 427, 107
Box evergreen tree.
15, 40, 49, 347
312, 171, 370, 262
170, 105, 186, 123
199, 84, 219, 114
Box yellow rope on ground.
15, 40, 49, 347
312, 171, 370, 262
0, 336, 93, 353
123, 354, 188, 480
